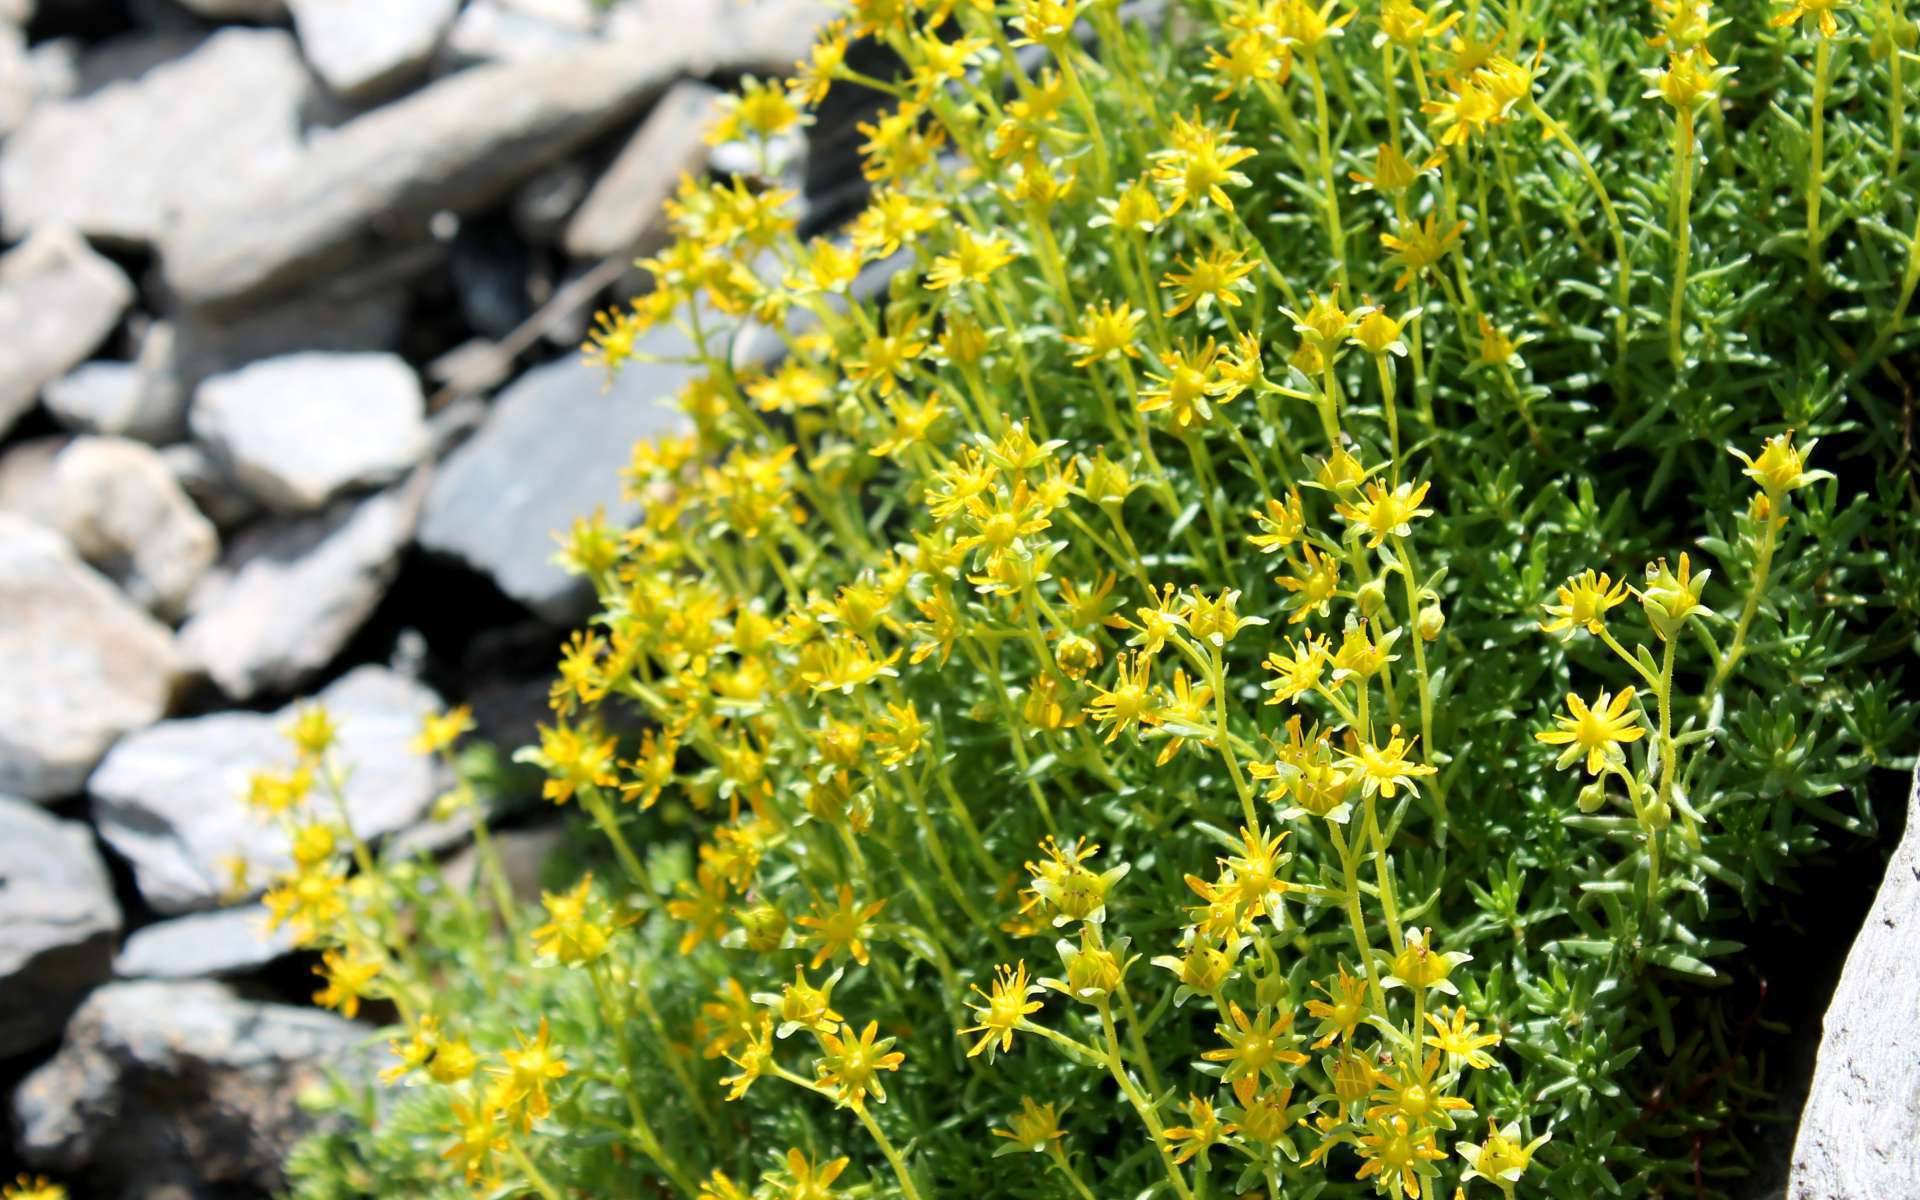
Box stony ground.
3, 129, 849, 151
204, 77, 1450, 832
0, 1, 865, 1193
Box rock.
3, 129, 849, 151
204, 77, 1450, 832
0, 797, 121, 1057
1788, 765, 1920, 1200
0, 515, 182, 802
443, 824, 566, 905
514, 158, 591, 243
167, 255, 423, 394
0, 22, 29, 137
42, 323, 186, 443
289, 0, 460, 99
191, 352, 429, 512
0, 0, 30, 25
0, 29, 308, 245
178, 470, 429, 701
28, 37, 80, 107
164, 17, 840, 311
90, 666, 447, 913
113, 906, 297, 979
0, 436, 69, 523
176, 0, 287, 17
603, 0, 834, 70
164, 44, 677, 312
0, 227, 136, 438
442, 0, 596, 64
42, 437, 219, 621
419, 343, 692, 622
564, 79, 721, 261
161, 443, 262, 531
12, 980, 367, 1195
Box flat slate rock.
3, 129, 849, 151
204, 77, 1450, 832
0, 29, 308, 245
178, 470, 428, 700
191, 351, 429, 512
0, 227, 135, 438
43, 436, 220, 621
290, 0, 460, 99
418, 342, 692, 622
0, 514, 182, 802
89, 665, 447, 913
163, 40, 700, 311
13, 980, 368, 1195
0, 797, 121, 1057
113, 905, 297, 980
564, 78, 721, 260
1788, 764, 1920, 1200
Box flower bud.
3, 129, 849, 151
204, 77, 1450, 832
1417, 602, 1445, 641
1576, 779, 1608, 814
1357, 577, 1389, 618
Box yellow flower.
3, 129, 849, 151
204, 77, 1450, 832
1248, 490, 1307, 553
262, 863, 346, 945
1424, 1006, 1503, 1069
1384, 927, 1471, 995
1355, 1113, 1448, 1198
1349, 142, 1443, 193
1731, 432, 1830, 498
1150, 113, 1256, 214
993, 1097, 1066, 1153
1151, 931, 1243, 995
1305, 963, 1369, 1047
763, 965, 846, 1037
1024, 835, 1131, 924
441, 1099, 506, 1183
816, 1019, 906, 1109
1335, 479, 1433, 547
493, 1018, 570, 1130
1635, 553, 1710, 641
244, 766, 311, 817
1202, 1002, 1309, 1082
1341, 725, 1438, 798
796, 885, 888, 968
1381, 213, 1466, 290
381, 1016, 439, 1085
771, 1150, 851, 1200
1087, 651, 1164, 743
1540, 569, 1631, 636
1139, 338, 1234, 429
532, 875, 614, 966
721, 1015, 775, 1100
1065, 299, 1146, 366
849, 186, 945, 258
1276, 543, 1343, 624
3, 1177, 65, 1200
962, 961, 1046, 1059
698, 1169, 752, 1200
1261, 632, 1330, 705
283, 703, 337, 762
312, 949, 381, 1019
1376, 0, 1460, 47
1771, 0, 1849, 36
411, 705, 474, 756
1459, 1121, 1553, 1191
1091, 176, 1165, 232
1537, 687, 1646, 775
709, 75, 809, 143
926, 227, 1017, 290
1162, 1095, 1236, 1164
789, 19, 849, 105
1206, 28, 1290, 98
1161, 246, 1257, 317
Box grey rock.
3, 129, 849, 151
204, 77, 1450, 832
90, 666, 447, 913
514, 157, 592, 243
28, 38, 80, 107
0, 797, 121, 1056
176, 0, 287, 17
44, 437, 220, 621
0, 22, 29, 137
167, 255, 421, 394
165, 42, 703, 312
1788, 764, 1920, 1200
160, 443, 261, 531
0, 0, 30, 25
191, 352, 429, 512
0, 228, 136, 438
0, 29, 308, 245
0, 435, 69, 524
290, 0, 460, 99
42, 323, 186, 443
0, 515, 182, 802
564, 79, 721, 260
177, 470, 429, 701
442, 0, 595, 64
13, 980, 367, 1194
113, 905, 297, 979
602, 0, 834, 71
419, 343, 692, 622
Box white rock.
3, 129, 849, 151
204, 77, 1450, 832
419, 342, 692, 622
44, 437, 219, 621
0, 797, 121, 1056
1788, 764, 1920, 1200
191, 352, 429, 512
113, 905, 297, 979
564, 79, 721, 260
0, 29, 309, 245
42, 323, 187, 444
0, 515, 182, 801
89, 666, 447, 913
0, 228, 135, 438
0, 22, 30, 137
178, 470, 428, 700
176, 0, 287, 17
290, 0, 460, 99
443, 0, 595, 64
